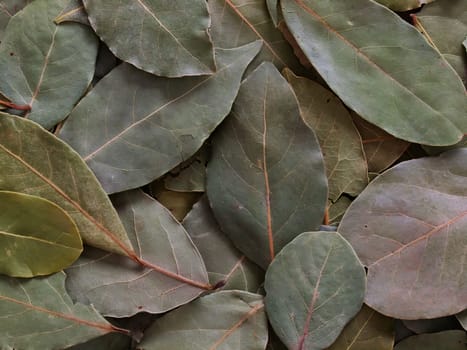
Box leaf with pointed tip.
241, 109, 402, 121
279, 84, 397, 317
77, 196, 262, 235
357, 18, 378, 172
394, 330, 467, 350
0, 113, 132, 256
328, 196, 352, 225
54, 0, 89, 26
0, 272, 126, 349
265, 231, 366, 350
373, 0, 435, 11
339, 149, 467, 319
183, 197, 264, 292
457, 310, 467, 330
60, 42, 261, 194
83, 0, 214, 77
138, 291, 267, 350
0, 191, 82, 277
281, 0, 467, 146
66, 189, 209, 317
0, 0, 98, 129
207, 62, 327, 269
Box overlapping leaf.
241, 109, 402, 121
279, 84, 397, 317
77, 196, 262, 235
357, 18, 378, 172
403, 317, 460, 334
59, 42, 261, 194
339, 149, 467, 319
394, 330, 467, 350
374, 0, 435, 11
457, 310, 467, 330
0, 0, 98, 128
265, 231, 366, 350
207, 62, 327, 269
55, 0, 89, 26
0, 0, 30, 40
281, 0, 467, 146
164, 147, 208, 192
65, 189, 210, 317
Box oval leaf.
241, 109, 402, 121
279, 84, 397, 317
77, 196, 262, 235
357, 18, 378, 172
265, 231, 366, 350
0, 113, 132, 256
83, 0, 215, 77
394, 330, 467, 350
339, 149, 467, 319
280, 0, 467, 146
207, 62, 327, 269
0, 191, 82, 277
0, 0, 98, 128
59, 42, 261, 194
138, 291, 267, 350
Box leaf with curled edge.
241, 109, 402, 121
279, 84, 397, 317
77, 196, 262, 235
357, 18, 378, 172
65, 189, 210, 317
339, 148, 467, 319
59, 42, 261, 194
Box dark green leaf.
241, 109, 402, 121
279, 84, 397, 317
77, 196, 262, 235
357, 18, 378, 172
457, 310, 467, 331
394, 330, 467, 350
374, 0, 435, 11
66, 333, 131, 350
403, 317, 461, 334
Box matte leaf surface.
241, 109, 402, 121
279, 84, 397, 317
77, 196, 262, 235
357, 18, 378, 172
0, 0, 30, 40
0, 191, 82, 277
0, 113, 132, 256
83, 0, 215, 77
394, 330, 467, 350
67, 333, 131, 350
60, 42, 261, 194
281, 0, 467, 146
0, 0, 98, 128
457, 310, 467, 330
66, 190, 209, 317
403, 316, 460, 334
55, 0, 89, 26
207, 62, 327, 269
265, 231, 366, 350
339, 149, 467, 319
137, 291, 268, 350
374, 0, 435, 11
164, 147, 207, 192
0, 272, 122, 349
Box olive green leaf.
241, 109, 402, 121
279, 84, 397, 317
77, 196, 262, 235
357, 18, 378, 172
138, 291, 268, 350
83, 0, 215, 77
265, 231, 366, 350
164, 147, 208, 192
59, 42, 261, 194
54, 0, 89, 26
0, 113, 132, 256
207, 62, 327, 269
67, 333, 131, 350
374, 0, 435, 11
266, 0, 280, 27
0, 0, 98, 129
0, 0, 30, 40
281, 0, 467, 146
328, 196, 352, 225
403, 317, 460, 334
394, 330, 467, 350
339, 149, 467, 319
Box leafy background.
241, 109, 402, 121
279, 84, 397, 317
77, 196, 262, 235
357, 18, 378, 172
0, 0, 465, 349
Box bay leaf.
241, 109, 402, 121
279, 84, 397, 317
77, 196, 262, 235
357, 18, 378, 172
0, 272, 128, 349
0, 191, 82, 277
266, 0, 280, 27
403, 316, 461, 334
264, 231, 366, 350
457, 310, 467, 331
137, 291, 267, 350
394, 330, 467, 350
59, 41, 261, 194
280, 0, 467, 146
374, 0, 435, 11
328, 196, 352, 225
65, 189, 210, 317
66, 333, 131, 350
339, 149, 467, 319
153, 190, 201, 222
83, 0, 215, 77
0, 0, 30, 40
164, 146, 207, 192
54, 0, 89, 26
0, 113, 133, 256
207, 62, 327, 269
0, 0, 98, 128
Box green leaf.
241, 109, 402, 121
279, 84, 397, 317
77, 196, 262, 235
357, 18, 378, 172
138, 291, 268, 350
207, 62, 327, 269
183, 197, 264, 292
394, 330, 467, 350
54, 0, 89, 26
0, 272, 127, 349
0, 113, 132, 256
339, 149, 467, 319
266, 0, 280, 27
280, 0, 467, 146
403, 317, 460, 334
0, 1, 31, 41
457, 309, 467, 330
283, 69, 368, 201
0, 0, 98, 129
328, 196, 352, 225
373, 0, 435, 11
65, 189, 210, 317
326, 305, 394, 350
83, 0, 215, 77
153, 189, 201, 222
59, 42, 261, 194
66, 333, 131, 350
0, 191, 82, 277
264, 231, 366, 350
164, 147, 207, 192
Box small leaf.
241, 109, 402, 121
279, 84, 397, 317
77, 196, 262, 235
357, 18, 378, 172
0, 191, 82, 277
54, 0, 89, 26
339, 149, 467, 319
265, 231, 366, 350
374, 0, 435, 11
394, 330, 467, 350
137, 291, 268, 350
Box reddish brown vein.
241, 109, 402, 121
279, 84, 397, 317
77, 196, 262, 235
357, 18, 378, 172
224, 256, 247, 282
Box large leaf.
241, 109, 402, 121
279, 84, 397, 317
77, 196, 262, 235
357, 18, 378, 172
339, 149, 467, 319
207, 62, 327, 269
0, 0, 30, 40
0, 113, 132, 256
83, 0, 215, 77
265, 231, 366, 350
0, 272, 127, 349
183, 197, 264, 292
373, 0, 435, 11
394, 330, 467, 350
280, 0, 467, 146
59, 42, 261, 194
65, 189, 210, 317
137, 291, 268, 350
0, 0, 98, 129
0, 191, 82, 277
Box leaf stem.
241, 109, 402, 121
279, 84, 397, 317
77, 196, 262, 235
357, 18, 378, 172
0, 99, 31, 111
